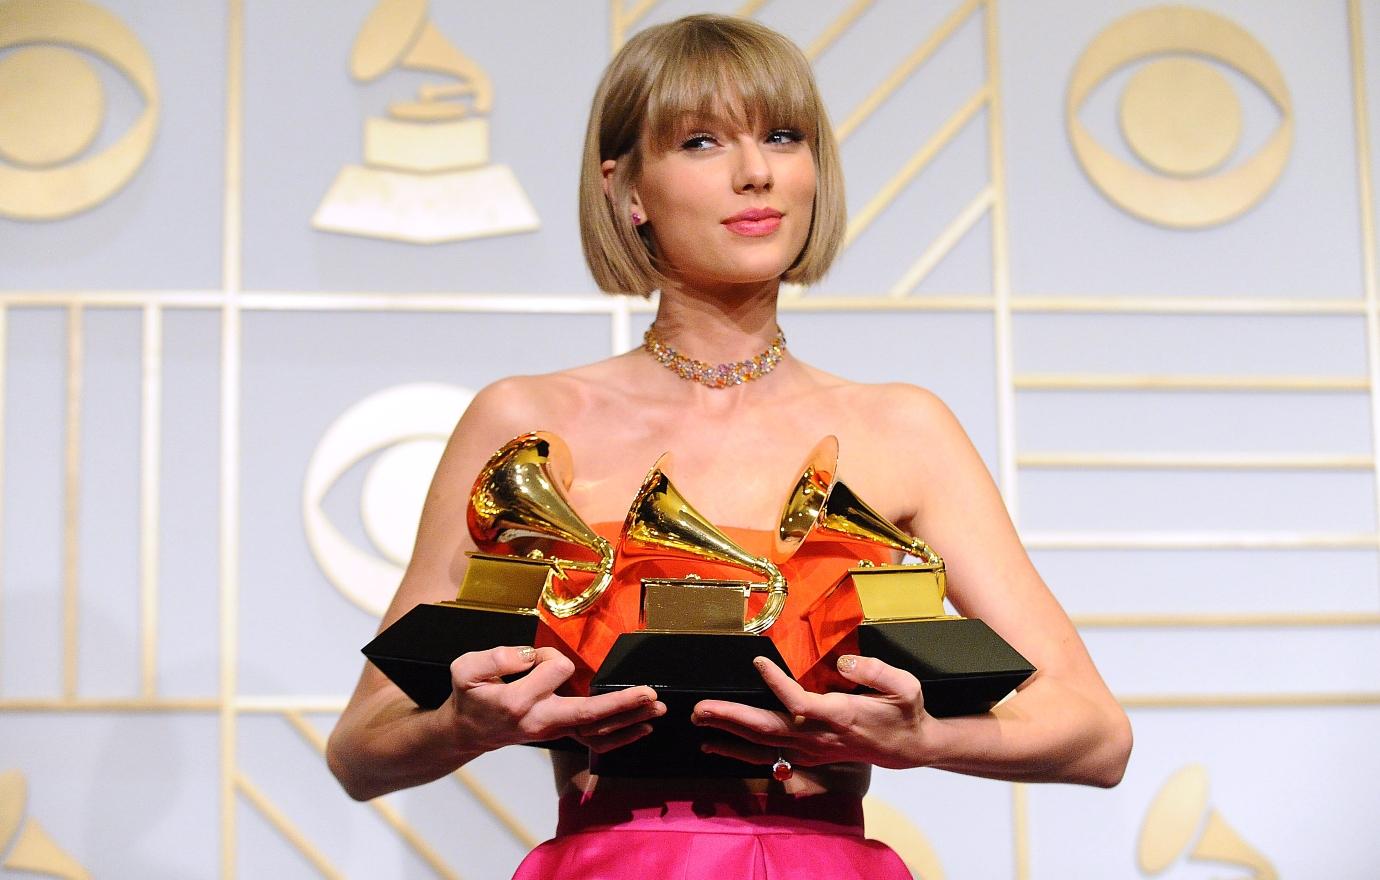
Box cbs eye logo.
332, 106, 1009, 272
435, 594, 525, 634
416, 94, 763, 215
1066, 6, 1291, 229
0, 0, 160, 220
303, 383, 474, 617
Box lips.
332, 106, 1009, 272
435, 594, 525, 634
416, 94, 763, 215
723, 208, 783, 237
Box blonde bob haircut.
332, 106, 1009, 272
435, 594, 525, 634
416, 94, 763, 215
579, 14, 846, 296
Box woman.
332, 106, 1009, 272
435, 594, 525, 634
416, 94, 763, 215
327, 13, 1132, 877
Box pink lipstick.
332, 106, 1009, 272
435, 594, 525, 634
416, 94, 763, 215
723, 208, 782, 237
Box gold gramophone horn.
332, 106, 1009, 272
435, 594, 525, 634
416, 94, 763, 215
619, 453, 788, 634
468, 431, 613, 617
777, 435, 945, 588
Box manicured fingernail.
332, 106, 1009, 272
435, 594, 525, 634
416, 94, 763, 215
640, 693, 655, 705
517, 646, 536, 662
837, 655, 857, 673
753, 657, 768, 671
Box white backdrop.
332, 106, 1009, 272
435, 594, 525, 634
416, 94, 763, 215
2, 1, 1379, 877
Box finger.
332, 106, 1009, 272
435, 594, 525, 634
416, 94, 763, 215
752, 656, 821, 719
504, 648, 578, 704
450, 645, 536, 688
534, 686, 659, 734
575, 700, 666, 738
836, 654, 922, 702
581, 723, 654, 754
693, 700, 797, 737
691, 712, 798, 749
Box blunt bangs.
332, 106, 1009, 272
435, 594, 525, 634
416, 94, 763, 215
641, 23, 820, 153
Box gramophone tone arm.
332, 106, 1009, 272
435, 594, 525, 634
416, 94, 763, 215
742, 559, 788, 634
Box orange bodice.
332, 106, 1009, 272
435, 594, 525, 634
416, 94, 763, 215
535, 523, 892, 695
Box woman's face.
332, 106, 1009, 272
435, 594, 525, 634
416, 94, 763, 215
625, 113, 817, 289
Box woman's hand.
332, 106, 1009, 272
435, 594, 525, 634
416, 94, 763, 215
692, 654, 936, 771
436, 645, 665, 755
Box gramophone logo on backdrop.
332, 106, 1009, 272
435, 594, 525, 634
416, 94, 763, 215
313, 0, 540, 244
1066, 6, 1292, 229
0, 771, 90, 879
1137, 764, 1277, 879
0, 0, 160, 220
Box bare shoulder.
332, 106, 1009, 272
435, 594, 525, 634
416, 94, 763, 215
825, 378, 966, 440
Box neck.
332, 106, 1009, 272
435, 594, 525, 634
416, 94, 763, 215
650, 276, 782, 363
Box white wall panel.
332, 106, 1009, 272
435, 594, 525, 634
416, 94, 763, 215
1033, 548, 1380, 615
76, 309, 142, 697
2, 309, 67, 698
1017, 389, 1374, 453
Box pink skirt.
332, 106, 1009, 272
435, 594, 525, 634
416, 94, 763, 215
511, 790, 910, 879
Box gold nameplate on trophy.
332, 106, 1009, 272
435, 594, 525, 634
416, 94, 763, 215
846, 563, 950, 623
640, 577, 753, 632
448, 551, 555, 614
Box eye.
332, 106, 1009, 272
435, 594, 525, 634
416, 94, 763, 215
1065, 7, 1291, 228
0, 2, 160, 220
680, 133, 719, 151
303, 383, 475, 616
766, 129, 805, 146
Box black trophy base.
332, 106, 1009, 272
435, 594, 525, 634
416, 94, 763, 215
362, 602, 582, 752
589, 632, 790, 778
857, 618, 1035, 717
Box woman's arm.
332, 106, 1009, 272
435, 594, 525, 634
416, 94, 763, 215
326, 380, 663, 801
695, 385, 1131, 787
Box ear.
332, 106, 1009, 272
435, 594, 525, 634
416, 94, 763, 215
601, 158, 645, 220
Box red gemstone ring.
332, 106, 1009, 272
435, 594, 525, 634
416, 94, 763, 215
771, 754, 793, 781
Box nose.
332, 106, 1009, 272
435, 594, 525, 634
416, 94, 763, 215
733, 137, 773, 193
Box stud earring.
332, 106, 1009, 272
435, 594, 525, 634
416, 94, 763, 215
631, 211, 643, 225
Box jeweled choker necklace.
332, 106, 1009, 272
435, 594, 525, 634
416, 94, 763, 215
642, 324, 787, 388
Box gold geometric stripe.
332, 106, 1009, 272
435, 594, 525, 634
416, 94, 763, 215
1073, 613, 1380, 628
283, 712, 463, 880
0, 306, 5, 691
0, 698, 220, 711
140, 305, 161, 698
1015, 373, 1368, 392
280, 709, 538, 852
1011, 782, 1029, 880
220, 2, 245, 875
802, 0, 873, 62
1018, 452, 1374, 470
834, 0, 981, 142
63, 305, 83, 700
450, 770, 539, 850
1024, 532, 1380, 550
1348, 0, 1380, 576
774, 295, 993, 311
1009, 296, 1367, 315
844, 85, 989, 248
612, 0, 659, 50
734, 0, 769, 18
1120, 692, 1380, 708
0, 292, 1371, 317
235, 772, 343, 879
889, 186, 993, 296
